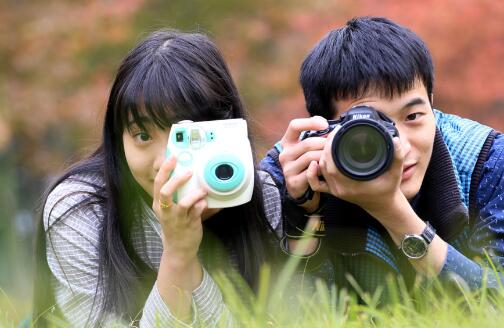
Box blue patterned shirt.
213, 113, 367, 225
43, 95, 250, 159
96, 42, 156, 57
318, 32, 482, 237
261, 112, 504, 290
440, 133, 504, 288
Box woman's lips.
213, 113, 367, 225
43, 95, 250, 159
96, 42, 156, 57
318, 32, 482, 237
402, 163, 416, 181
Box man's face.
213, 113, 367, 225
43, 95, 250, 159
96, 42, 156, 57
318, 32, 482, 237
333, 80, 436, 200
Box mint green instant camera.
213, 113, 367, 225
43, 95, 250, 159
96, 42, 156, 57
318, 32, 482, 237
166, 119, 254, 208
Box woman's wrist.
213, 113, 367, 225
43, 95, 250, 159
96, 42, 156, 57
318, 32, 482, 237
162, 247, 200, 270
157, 251, 203, 321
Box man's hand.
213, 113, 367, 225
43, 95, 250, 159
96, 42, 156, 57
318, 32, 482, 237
278, 116, 328, 209
307, 129, 405, 217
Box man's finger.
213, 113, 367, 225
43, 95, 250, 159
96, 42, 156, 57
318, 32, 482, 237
279, 137, 326, 163
283, 150, 324, 182
307, 161, 330, 193
281, 116, 329, 145
391, 137, 405, 174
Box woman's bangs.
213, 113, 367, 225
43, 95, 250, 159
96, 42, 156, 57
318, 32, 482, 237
140, 72, 179, 129
117, 71, 177, 133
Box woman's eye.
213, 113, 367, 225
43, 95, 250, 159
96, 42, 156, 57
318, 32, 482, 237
133, 132, 152, 142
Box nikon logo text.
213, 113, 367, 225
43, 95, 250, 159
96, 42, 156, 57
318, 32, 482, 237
352, 114, 370, 119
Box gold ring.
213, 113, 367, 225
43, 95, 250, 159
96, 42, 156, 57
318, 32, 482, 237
159, 199, 172, 209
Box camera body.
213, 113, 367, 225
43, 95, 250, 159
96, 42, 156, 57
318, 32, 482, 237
302, 105, 399, 180
166, 119, 254, 208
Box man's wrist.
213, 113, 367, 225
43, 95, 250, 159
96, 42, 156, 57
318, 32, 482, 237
286, 187, 315, 205
366, 191, 411, 227
399, 221, 436, 259
283, 193, 326, 239
299, 192, 320, 213
366, 192, 426, 246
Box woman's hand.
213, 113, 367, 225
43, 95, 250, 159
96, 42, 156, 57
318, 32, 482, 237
152, 156, 208, 320
152, 155, 208, 261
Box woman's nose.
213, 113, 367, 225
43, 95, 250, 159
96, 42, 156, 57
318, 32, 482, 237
153, 142, 168, 174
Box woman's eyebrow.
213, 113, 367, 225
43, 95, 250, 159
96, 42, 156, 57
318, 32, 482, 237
127, 116, 153, 127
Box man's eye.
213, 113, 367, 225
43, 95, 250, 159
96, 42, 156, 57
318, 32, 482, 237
406, 113, 421, 121
134, 132, 152, 142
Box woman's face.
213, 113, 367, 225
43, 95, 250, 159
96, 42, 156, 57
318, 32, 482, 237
122, 117, 221, 219
123, 118, 169, 198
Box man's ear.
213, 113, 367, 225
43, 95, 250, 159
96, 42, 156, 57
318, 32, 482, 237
429, 93, 434, 106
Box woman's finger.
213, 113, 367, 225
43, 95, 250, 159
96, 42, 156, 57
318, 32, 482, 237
174, 188, 207, 218
187, 198, 207, 223
157, 170, 193, 209
153, 156, 177, 203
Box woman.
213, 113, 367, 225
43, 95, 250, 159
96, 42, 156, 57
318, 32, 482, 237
33, 30, 282, 327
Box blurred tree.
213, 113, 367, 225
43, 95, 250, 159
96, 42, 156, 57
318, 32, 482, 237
0, 0, 502, 303
1, 0, 502, 177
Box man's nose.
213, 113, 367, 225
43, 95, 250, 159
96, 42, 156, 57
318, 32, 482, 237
398, 130, 412, 156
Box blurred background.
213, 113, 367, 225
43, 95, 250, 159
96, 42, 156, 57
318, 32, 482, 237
0, 0, 503, 321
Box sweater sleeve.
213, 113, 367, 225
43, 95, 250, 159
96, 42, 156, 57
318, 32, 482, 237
44, 179, 125, 327
140, 270, 234, 327
44, 178, 234, 327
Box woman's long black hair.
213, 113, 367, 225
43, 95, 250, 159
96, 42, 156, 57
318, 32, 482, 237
33, 30, 274, 326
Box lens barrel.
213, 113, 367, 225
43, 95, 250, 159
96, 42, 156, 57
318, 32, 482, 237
330, 107, 397, 180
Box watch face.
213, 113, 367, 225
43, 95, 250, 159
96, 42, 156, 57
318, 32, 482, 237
401, 235, 427, 259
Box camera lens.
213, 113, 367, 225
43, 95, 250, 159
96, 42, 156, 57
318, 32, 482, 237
335, 124, 389, 179
215, 164, 234, 180
204, 155, 245, 193
345, 127, 381, 164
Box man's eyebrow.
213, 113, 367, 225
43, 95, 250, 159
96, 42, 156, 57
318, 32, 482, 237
402, 97, 426, 110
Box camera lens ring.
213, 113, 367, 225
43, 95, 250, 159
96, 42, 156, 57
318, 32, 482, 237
331, 120, 395, 180
204, 154, 245, 193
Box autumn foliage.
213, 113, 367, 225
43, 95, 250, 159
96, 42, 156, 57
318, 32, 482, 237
1, 0, 503, 178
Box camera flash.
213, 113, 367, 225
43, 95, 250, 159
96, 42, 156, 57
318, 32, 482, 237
190, 129, 201, 147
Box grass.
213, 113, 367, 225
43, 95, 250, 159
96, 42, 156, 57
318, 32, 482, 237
211, 261, 504, 328
3, 253, 504, 328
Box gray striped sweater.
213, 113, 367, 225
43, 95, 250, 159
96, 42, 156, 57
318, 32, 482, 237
43, 171, 282, 327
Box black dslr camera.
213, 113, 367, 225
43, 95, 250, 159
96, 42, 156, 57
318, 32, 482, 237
302, 106, 399, 180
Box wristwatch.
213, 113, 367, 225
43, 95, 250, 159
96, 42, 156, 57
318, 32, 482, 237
286, 187, 315, 205
400, 222, 436, 259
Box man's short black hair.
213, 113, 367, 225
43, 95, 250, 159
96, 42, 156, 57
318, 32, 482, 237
300, 16, 434, 118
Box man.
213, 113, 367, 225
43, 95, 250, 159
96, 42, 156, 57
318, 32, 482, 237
261, 16, 504, 297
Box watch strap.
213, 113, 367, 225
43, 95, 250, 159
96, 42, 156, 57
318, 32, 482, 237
286, 187, 315, 205
421, 221, 436, 244
283, 189, 325, 239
